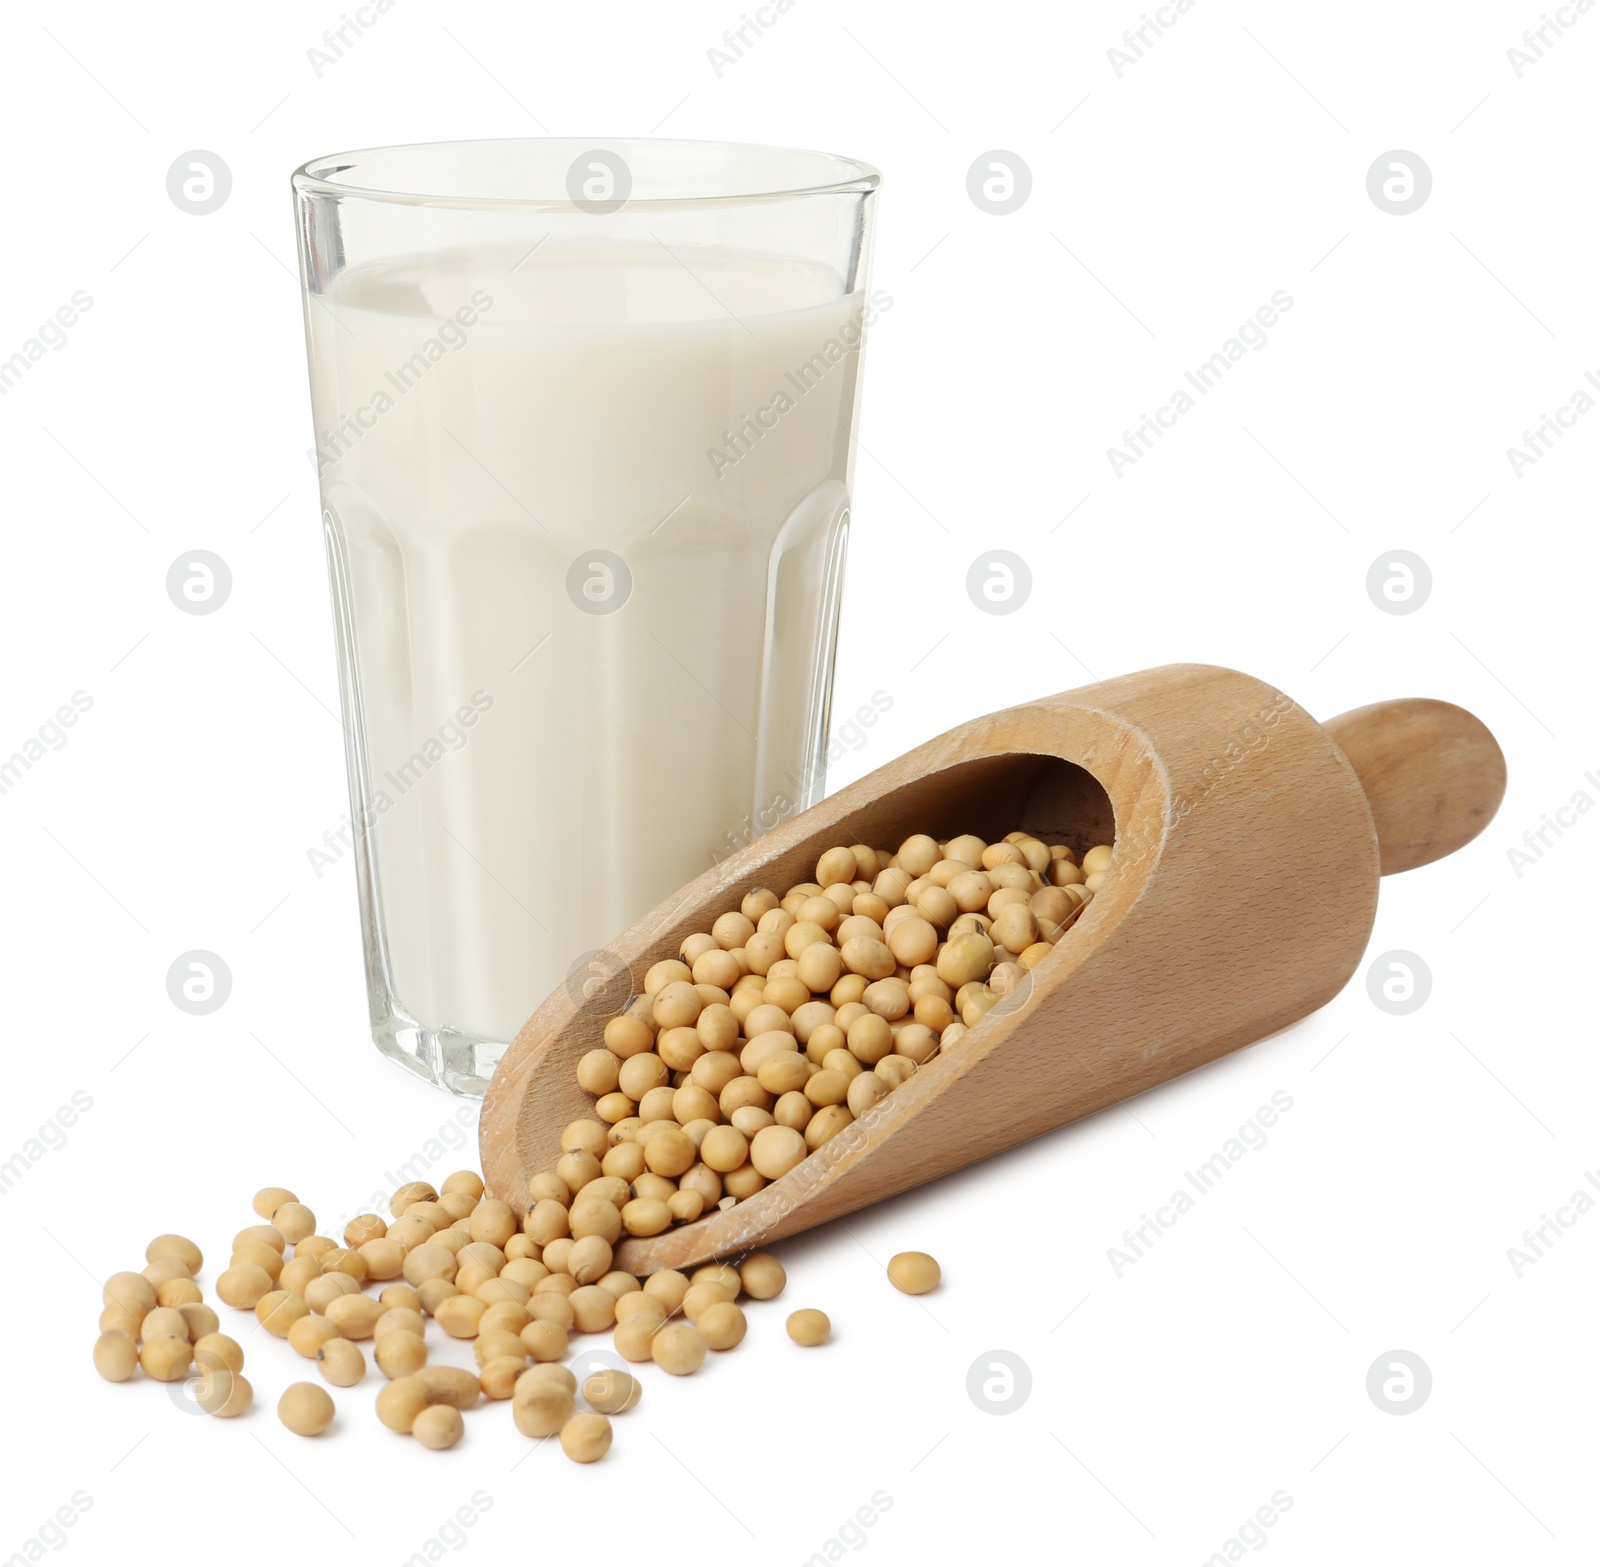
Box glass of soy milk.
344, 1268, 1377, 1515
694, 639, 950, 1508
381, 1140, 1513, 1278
292, 140, 880, 1094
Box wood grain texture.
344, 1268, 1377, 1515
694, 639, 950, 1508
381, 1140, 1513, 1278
481, 664, 1500, 1272
1323, 698, 1507, 874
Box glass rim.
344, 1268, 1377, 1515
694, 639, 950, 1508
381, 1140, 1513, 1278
291, 136, 880, 210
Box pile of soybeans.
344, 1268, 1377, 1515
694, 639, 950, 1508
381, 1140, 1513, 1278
91, 829, 1110, 1460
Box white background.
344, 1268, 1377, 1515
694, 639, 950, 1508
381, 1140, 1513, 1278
2, 2, 1595, 1562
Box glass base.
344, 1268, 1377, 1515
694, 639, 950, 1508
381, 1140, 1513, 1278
372, 1001, 505, 1099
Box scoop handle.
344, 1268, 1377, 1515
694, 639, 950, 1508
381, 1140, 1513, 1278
1322, 698, 1506, 874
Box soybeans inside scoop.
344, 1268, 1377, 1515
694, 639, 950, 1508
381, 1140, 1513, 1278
481, 663, 1506, 1272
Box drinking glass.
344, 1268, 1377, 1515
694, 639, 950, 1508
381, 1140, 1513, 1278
293, 139, 880, 1094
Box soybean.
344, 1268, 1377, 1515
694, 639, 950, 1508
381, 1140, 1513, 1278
786, 1308, 831, 1346
650, 1322, 708, 1376
413, 1404, 464, 1450
583, 1370, 641, 1414
560, 1412, 613, 1464
279, 1382, 335, 1436
93, 1331, 137, 1382
887, 1251, 942, 1295
317, 1339, 366, 1388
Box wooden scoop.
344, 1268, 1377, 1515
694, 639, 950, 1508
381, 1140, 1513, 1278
480, 664, 1505, 1273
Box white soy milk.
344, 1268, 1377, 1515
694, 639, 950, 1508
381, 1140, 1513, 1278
305, 241, 872, 1047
